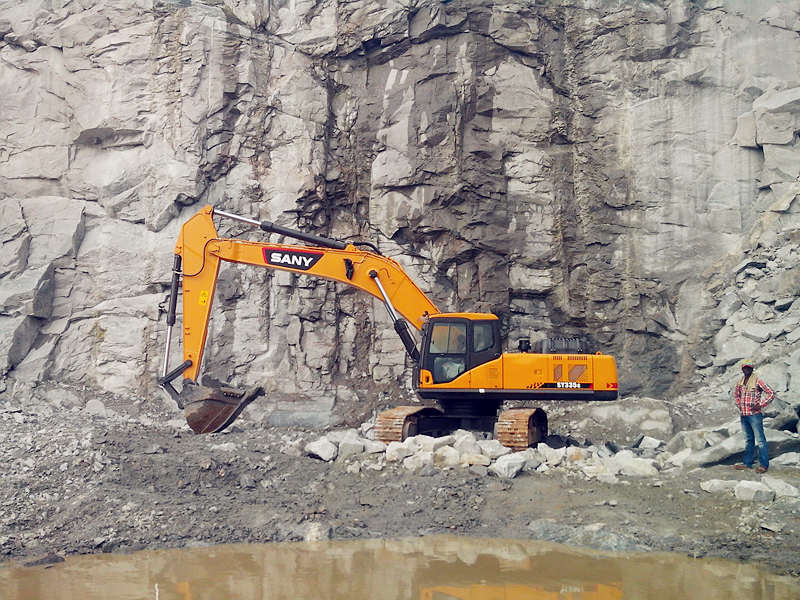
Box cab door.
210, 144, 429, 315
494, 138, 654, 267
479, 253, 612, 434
468, 320, 502, 389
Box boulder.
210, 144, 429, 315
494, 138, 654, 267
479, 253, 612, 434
565, 446, 588, 463
762, 476, 799, 498
610, 450, 659, 477
403, 451, 434, 472
488, 453, 527, 479
664, 448, 693, 468
517, 448, 543, 471
478, 439, 512, 459
305, 438, 338, 462
453, 436, 482, 456
433, 445, 461, 468
636, 436, 663, 450
537, 444, 566, 467
683, 429, 800, 468
326, 428, 361, 444
772, 452, 800, 466
385, 441, 413, 463
363, 440, 387, 454
582, 397, 674, 443
700, 479, 738, 494
734, 481, 776, 502
460, 453, 491, 467
419, 435, 456, 453
337, 438, 365, 460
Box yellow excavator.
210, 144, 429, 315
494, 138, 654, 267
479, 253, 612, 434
158, 206, 618, 449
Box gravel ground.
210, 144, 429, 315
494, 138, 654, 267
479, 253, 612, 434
1, 387, 798, 579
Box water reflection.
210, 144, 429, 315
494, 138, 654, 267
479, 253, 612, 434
0, 536, 797, 600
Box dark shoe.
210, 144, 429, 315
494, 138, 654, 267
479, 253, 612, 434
734, 464, 750, 470
755, 466, 768, 474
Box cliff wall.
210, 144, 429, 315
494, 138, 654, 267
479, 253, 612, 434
1, 0, 798, 422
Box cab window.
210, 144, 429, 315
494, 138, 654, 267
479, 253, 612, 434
429, 323, 466, 383
473, 322, 494, 353
430, 323, 467, 354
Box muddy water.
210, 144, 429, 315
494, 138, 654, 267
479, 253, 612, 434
1, 536, 797, 600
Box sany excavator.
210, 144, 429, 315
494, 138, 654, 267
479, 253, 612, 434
158, 206, 619, 449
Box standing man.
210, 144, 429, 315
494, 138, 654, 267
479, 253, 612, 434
733, 360, 775, 473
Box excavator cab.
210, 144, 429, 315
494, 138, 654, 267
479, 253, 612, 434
419, 315, 501, 384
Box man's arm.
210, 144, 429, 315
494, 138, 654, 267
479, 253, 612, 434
757, 379, 775, 409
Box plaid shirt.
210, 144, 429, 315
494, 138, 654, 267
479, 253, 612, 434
734, 377, 775, 416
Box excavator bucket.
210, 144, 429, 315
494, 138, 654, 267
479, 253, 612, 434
180, 380, 263, 434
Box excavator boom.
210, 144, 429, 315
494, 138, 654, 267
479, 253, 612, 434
159, 205, 439, 433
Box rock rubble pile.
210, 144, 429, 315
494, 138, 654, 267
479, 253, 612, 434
302, 411, 800, 499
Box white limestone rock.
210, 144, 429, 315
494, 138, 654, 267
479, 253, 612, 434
433, 445, 461, 468
478, 439, 512, 460
453, 436, 483, 456
403, 451, 434, 472
488, 453, 527, 480
385, 441, 414, 463
460, 453, 491, 467
420, 435, 456, 453
363, 440, 387, 454
610, 450, 659, 478
517, 448, 543, 471
537, 444, 566, 467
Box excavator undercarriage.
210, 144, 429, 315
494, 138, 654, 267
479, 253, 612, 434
373, 404, 548, 450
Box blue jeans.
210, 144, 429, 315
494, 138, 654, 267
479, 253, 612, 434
740, 413, 769, 469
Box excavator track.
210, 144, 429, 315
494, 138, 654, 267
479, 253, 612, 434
374, 406, 441, 443
495, 408, 547, 452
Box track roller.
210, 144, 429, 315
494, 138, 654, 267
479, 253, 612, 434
374, 406, 443, 443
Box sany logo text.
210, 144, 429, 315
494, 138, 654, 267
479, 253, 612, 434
262, 247, 324, 271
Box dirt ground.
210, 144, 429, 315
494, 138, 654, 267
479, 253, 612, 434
1, 388, 799, 579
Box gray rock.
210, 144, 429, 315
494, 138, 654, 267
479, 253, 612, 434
337, 438, 365, 460
305, 438, 338, 462
403, 451, 434, 472
84, 399, 107, 417
762, 476, 799, 498
700, 479, 738, 494
637, 436, 663, 450
734, 481, 776, 502
363, 440, 387, 454
683, 429, 800, 468
772, 452, 800, 466
468, 465, 489, 477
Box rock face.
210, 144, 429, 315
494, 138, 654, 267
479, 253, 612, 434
1, 1, 799, 420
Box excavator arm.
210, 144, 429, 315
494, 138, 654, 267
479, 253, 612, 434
158, 205, 440, 433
